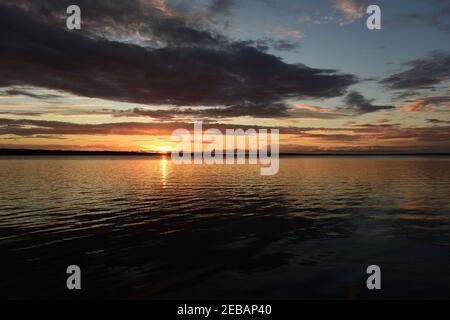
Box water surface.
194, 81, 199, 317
0, 156, 449, 299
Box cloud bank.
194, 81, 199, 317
0, 1, 357, 120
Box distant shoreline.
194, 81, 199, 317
0, 149, 449, 157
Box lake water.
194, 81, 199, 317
0, 156, 449, 299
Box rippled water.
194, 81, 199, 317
0, 156, 449, 299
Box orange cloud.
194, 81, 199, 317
293, 103, 334, 113
403, 96, 450, 112
331, 0, 368, 25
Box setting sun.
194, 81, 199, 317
157, 146, 171, 154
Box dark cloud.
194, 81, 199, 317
111, 103, 347, 120
0, 2, 357, 119
29, 135, 67, 140
302, 133, 360, 141
427, 119, 450, 125
111, 104, 289, 119
244, 39, 300, 52
272, 39, 300, 51
381, 51, 450, 90
350, 123, 401, 129
0, 118, 305, 137
0, 111, 44, 116
341, 91, 395, 114
2, 89, 63, 100
1, 0, 219, 47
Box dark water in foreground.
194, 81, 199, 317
0, 156, 449, 299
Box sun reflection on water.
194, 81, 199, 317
160, 155, 169, 186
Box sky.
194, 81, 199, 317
0, 0, 449, 153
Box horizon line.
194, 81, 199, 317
1, 148, 449, 157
